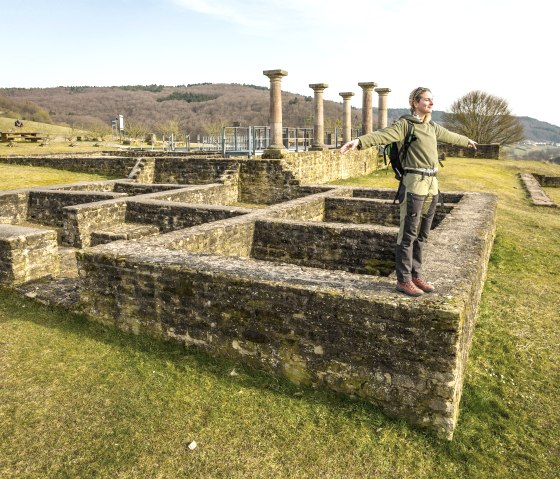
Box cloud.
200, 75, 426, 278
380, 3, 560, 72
170, 0, 370, 34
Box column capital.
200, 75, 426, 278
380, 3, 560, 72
263, 69, 288, 79
375, 87, 391, 95
339, 91, 355, 99
358, 82, 377, 90
309, 83, 329, 91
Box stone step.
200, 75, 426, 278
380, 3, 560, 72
90, 223, 160, 246
16, 277, 80, 310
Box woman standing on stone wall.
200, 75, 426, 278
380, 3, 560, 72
340, 87, 478, 297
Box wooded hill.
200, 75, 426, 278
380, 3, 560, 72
1, 84, 559, 143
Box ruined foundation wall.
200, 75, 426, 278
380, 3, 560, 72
438, 143, 500, 159
251, 219, 397, 275
141, 183, 240, 206
153, 158, 240, 184
51, 180, 124, 192
267, 196, 328, 222
63, 199, 129, 248
0, 151, 498, 440
422, 193, 498, 429
325, 197, 453, 229
0, 225, 59, 284
27, 190, 128, 227
124, 200, 253, 233
281, 148, 380, 184
0, 156, 136, 177
238, 160, 303, 204
0, 190, 29, 224
166, 220, 256, 257
113, 182, 185, 195
533, 174, 560, 187
77, 243, 467, 439
77, 189, 497, 439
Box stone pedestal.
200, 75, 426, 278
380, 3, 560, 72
262, 69, 288, 158
375, 88, 391, 129
309, 83, 329, 151
339, 92, 355, 144
358, 82, 377, 135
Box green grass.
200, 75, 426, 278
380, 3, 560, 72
0, 116, 119, 156
0, 163, 113, 190
0, 117, 79, 137
1, 159, 559, 478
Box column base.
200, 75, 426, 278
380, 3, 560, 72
261, 147, 287, 159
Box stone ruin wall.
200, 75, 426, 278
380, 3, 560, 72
75, 185, 496, 440
519, 173, 559, 207
0, 152, 498, 440
0, 225, 59, 285
438, 143, 500, 159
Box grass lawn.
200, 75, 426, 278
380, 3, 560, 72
0, 163, 113, 190
1, 158, 559, 478
0, 116, 119, 156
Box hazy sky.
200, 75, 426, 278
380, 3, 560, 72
2, 0, 557, 126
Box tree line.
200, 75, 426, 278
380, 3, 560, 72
1, 84, 556, 144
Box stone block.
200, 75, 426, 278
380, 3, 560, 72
0, 224, 59, 285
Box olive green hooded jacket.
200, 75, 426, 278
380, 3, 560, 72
358, 114, 470, 171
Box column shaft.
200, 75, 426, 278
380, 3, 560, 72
262, 69, 288, 158
309, 83, 328, 150
339, 92, 355, 144
358, 82, 377, 135
375, 87, 391, 130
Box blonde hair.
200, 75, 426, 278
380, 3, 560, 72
409, 87, 432, 123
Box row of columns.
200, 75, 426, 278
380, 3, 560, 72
262, 69, 392, 157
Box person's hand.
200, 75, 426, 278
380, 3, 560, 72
467, 139, 477, 149
340, 138, 360, 154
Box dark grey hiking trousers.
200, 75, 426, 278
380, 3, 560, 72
395, 191, 438, 282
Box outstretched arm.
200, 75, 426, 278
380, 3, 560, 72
434, 122, 478, 150
339, 138, 360, 155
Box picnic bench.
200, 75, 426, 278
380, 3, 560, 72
0, 132, 46, 143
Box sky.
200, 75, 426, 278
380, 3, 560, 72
1, 0, 557, 126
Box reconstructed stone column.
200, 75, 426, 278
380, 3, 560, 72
309, 83, 329, 150
358, 82, 377, 135
262, 69, 288, 158
375, 87, 391, 129
339, 91, 355, 144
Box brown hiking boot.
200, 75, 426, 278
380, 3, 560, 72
396, 280, 424, 297
412, 277, 435, 293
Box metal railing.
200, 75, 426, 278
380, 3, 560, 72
190, 126, 364, 156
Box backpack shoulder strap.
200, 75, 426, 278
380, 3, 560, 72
404, 119, 415, 144
391, 120, 417, 205
400, 120, 416, 162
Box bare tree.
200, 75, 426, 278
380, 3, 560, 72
442, 91, 524, 144
80, 118, 112, 141
125, 118, 149, 141
202, 119, 227, 138
156, 118, 183, 138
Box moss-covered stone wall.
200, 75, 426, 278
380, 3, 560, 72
76, 188, 497, 440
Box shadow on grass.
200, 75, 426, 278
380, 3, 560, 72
0, 285, 492, 456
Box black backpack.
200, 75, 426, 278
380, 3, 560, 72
382, 120, 416, 181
